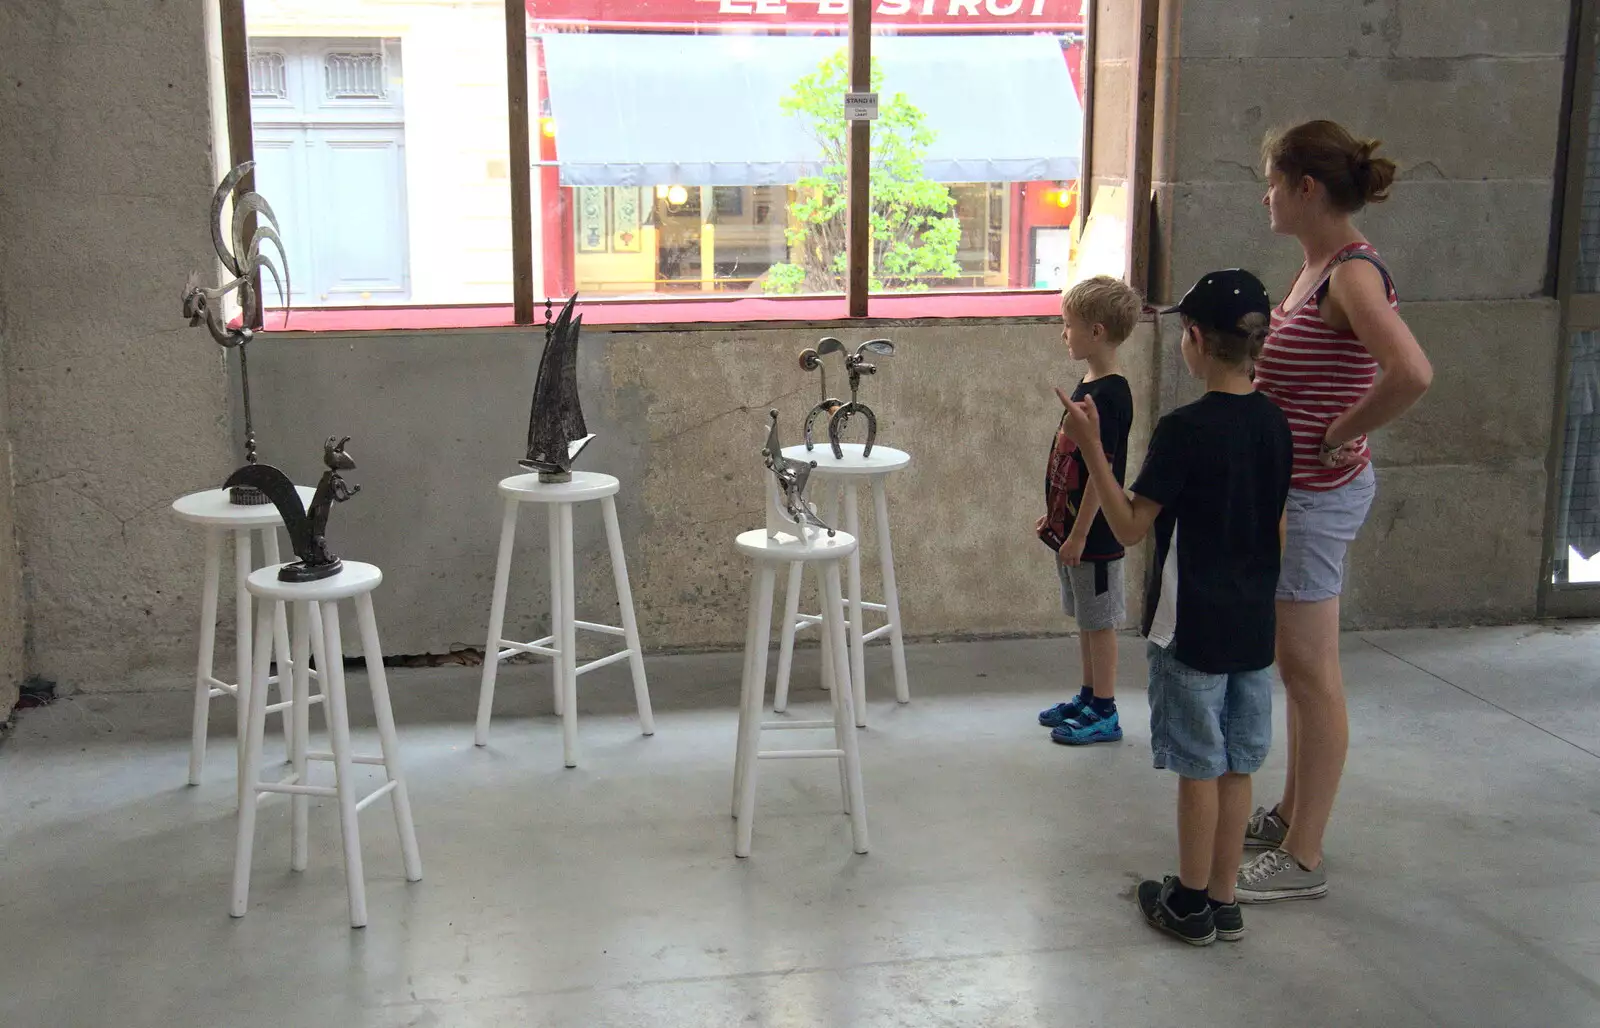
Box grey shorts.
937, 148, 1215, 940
1147, 643, 1274, 780
1278, 465, 1377, 603
1058, 558, 1125, 631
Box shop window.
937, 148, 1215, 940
225, 0, 1089, 323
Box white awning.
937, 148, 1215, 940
540, 32, 1082, 186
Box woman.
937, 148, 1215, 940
1234, 120, 1433, 903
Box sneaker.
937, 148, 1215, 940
1211, 899, 1245, 941
1038, 695, 1088, 727
1236, 848, 1328, 904
1050, 707, 1122, 745
1244, 805, 1289, 849
1136, 878, 1216, 946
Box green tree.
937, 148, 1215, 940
764, 49, 962, 294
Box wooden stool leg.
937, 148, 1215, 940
474, 499, 519, 746
601, 496, 654, 735
261, 529, 295, 761
233, 528, 254, 807
734, 565, 777, 858
731, 567, 765, 817
188, 527, 223, 785
824, 560, 869, 854
873, 479, 911, 705
230, 599, 275, 917
356, 593, 423, 883
320, 601, 369, 928
772, 562, 803, 713
547, 507, 565, 719
289, 599, 313, 872
843, 482, 868, 727
558, 503, 580, 768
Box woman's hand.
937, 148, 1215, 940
1318, 437, 1363, 468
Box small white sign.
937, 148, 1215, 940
844, 92, 879, 121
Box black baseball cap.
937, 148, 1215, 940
1160, 269, 1272, 335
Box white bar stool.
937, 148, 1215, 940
473, 471, 654, 767
732, 527, 869, 858
773, 443, 912, 726
233, 561, 422, 928
171, 486, 323, 788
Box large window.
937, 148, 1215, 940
225, 0, 1087, 321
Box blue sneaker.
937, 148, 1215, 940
1051, 707, 1122, 745
1038, 695, 1089, 727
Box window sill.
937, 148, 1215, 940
258, 291, 1063, 334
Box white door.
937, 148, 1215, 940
249, 38, 410, 305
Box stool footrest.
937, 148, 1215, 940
862, 624, 893, 643
354, 779, 399, 813
258, 782, 337, 798
576, 648, 634, 676
761, 719, 834, 730
204, 676, 237, 695
757, 748, 845, 760
499, 640, 559, 659
264, 694, 324, 716
307, 751, 387, 766
573, 620, 625, 638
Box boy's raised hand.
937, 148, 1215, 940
1054, 387, 1100, 447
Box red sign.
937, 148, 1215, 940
526, 0, 1083, 31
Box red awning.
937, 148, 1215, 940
524, 0, 1084, 33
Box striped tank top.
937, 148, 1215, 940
1256, 242, 1394, 491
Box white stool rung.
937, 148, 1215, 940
264, 694, 324, 716
862, 624, 893, 643
574, 619, 625, 637
757, 748, 845, 760
354, 780, 400, 813
576, 647, 635, 676
257, 782, 337, 798
761, 719, 834, 730
307, 750, 388, 766
498, 640, 559, 659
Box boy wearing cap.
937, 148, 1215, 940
1058, 269, 1293, 946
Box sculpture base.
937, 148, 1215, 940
518, 458, 572, 484
228, 484, 271, 506
277, 558, 343, 583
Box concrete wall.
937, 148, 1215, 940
0, 0, 236, 693
1153, 0, 1569, 627
247, 320, 1123, 658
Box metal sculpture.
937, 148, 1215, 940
225, 437, 361, 583
761, 409, 835, 542
798, 338, 895, 459
183, 161, 290, 505
520, 294, 595, 482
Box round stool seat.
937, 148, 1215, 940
247, 561, 383, 603
735, 528, 857, 564
499, 470, 619, 503
780, 443, 910, 476
172, 486, 315, 527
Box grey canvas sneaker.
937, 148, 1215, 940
1236, 848, 1328, 903
1244, 805, 1288, 849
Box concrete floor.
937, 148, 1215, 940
2, 626, 1598, 1027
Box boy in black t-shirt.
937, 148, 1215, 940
1058, 269, 1293, 946
1035, 276, 1140, 746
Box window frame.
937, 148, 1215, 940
1540, 0, 1600, 617
218, 0, 1104, 327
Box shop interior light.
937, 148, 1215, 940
655, 185, 670, 199
540, 118, 556, 138
666, 184, 689, 206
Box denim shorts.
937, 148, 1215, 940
1147, 643, 1274, 780
1277, 465, 1377, 603
1057, 558, 1125, 631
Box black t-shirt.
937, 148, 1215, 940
1131, 391, 1293, 673
1042, 374, 1133, 562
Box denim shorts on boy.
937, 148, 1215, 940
1058, 558, 1125, 631
1277, 464, 1376, 603
1147, 642, 1273, 780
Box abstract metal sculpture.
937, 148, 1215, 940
799, 338, 895, 459
183, 162, 290, 505
762, 409, 835, 542
519, 294, 595, 483
225, 437, 361, 583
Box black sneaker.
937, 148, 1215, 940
1210, 898, 1245, 941
1136, 878, 1217, 946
